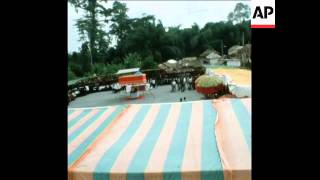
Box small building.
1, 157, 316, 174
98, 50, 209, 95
199, 49, 221, 65
179, 57, 203, 68
158, 62, 177, 73
226, 59, 241, 67
181, 57, 197, 61
157, 57, 205, 82
228, 45, 243, 56
206, 52, 221, 65
228, 44, 251, 67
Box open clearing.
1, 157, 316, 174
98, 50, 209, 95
213, 67, 251, 85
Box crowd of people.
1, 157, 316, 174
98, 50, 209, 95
170, 74, 195, 92
68, 73, 202, 105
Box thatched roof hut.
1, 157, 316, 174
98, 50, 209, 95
228, 45, 244, 56
228, 44, 251, 66
158, 57, 204, 74
199, 49, 222, 64
200, 49, 220, 58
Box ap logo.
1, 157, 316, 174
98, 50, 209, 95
251, 0, 275, 28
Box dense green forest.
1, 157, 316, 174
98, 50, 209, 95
68, 1, 251, 80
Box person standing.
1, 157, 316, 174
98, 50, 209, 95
188, 76, 193, 90
171, 80, 176, 92
152, 78, 156, 88
182, 76, 186, 92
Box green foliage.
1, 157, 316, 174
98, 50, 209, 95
228, 2, 250, 24
91, 63, 107, 75
196, 76, 223, 88
68, 1, 251, 78
109, 1, 130, 43
141, 56, 157, 70
105, 63, 123, 74
153, 51, 162, 63
69, 63, 83, 77
84, 71, 93, 77
69, 0, 111, 64
88, 63, 123, 76
79, 43, 93, 73
123, 53, 142, 68
68, 67, 77, 80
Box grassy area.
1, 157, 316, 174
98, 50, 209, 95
212, 67, 251, 85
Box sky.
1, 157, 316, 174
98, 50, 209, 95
68, 0, 250, 53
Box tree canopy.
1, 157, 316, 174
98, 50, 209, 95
68, 1, 251, 80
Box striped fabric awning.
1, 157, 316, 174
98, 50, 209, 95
118, 74, 147, 85
68, 98, 251, 180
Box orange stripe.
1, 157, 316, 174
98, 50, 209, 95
213, 99, 251, 180
119, 74, 146, 78
119, 80, 146, 85
119, 80, 147, 85
68, 109, 100, 136
109, 104, 160, 180
241, 98, 251, 115
119, 75, 146, 81
68, 109, 84, 122
212, 100, 232, 180
181, 101, 203, 180
69, 105, 142, 180
119, 75, 146, 85
68, 105, 131, 179
68, 107, 116, 156
145, 103, 181, 175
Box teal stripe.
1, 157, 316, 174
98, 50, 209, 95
126, 104, 171, 180
231, 99, 251, 151
68, 109, 75, 117
201, 101, 224, 180
68, 105, 126, 167
93, 105, 151, 180
163, 103, 192, 180
68, 109, 92, 129
68, 108, 108, 144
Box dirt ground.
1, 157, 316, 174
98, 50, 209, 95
213, 67, 251, 85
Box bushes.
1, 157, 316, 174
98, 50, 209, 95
91, 63, 108, 75
88, 53, 158, 77
88, 63, 124, 76
123, 53, 142, 68
70, 63, 84, 77
195, 75, 229, 99
195, 75, 223, 88
242, 61, 251, 69
105, 64, 123, 74
68, 67, 77, 80
141, 56, 157, 70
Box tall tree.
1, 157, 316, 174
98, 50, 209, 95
227, 3, 250, 45
79, 42, 92, 73
69, 0, 112, 64
108, 1, 131, 61
109, 1, 130, 43
68, 1, 252, 78
228, 3, 250, 24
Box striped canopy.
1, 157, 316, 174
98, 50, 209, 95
68, 98, 251, 180
118, 74, 147, 85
